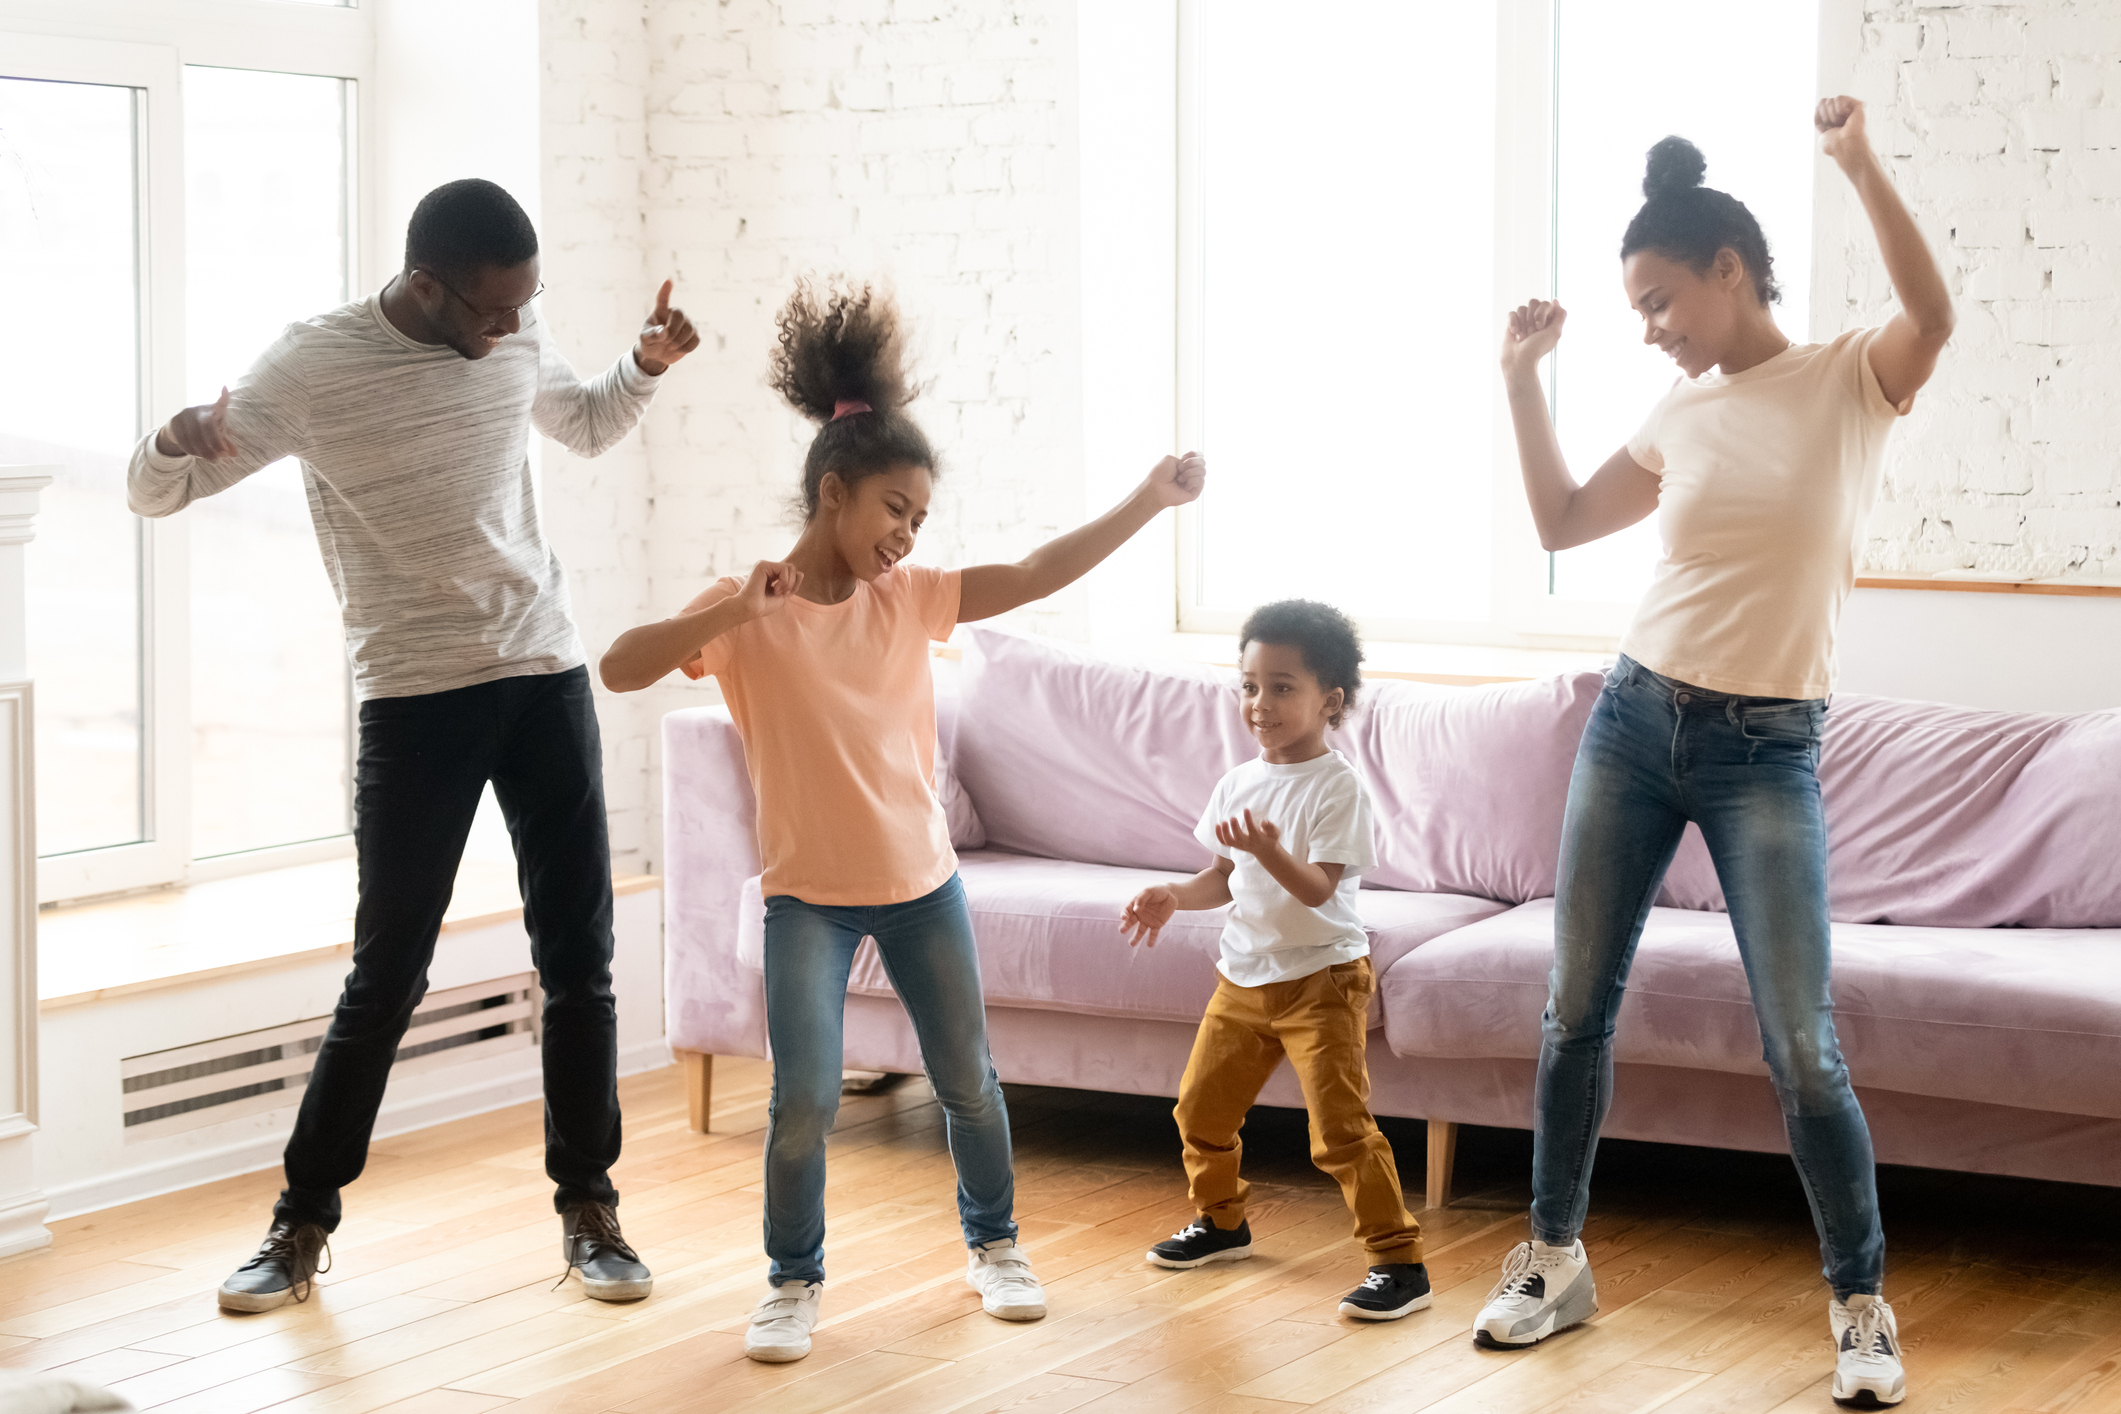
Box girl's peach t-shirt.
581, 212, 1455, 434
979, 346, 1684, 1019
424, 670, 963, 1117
680, 565, 962, 906
1621, 326, 1911, 701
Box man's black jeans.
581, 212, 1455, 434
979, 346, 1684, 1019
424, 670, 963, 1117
274, 666, 622, 1231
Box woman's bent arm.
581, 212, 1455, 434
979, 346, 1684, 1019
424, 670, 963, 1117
1818, 96, 1953, 408
1501, 301, 1662, 551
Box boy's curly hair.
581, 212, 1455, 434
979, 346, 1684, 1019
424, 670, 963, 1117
767, 277, 938, 520
1239, 599, 1365, 730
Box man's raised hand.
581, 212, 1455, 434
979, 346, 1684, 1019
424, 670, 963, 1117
635, 279, 701, 375
1121, 885, 1177, 948
737, 559, 802, 620
154, 387, 238, 461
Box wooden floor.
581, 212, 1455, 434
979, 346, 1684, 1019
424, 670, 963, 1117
3, 1060, 2118, 1414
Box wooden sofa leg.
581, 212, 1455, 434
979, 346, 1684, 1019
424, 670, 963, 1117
1425, 1119, 1458, 1211
680, 1050, 713, 1134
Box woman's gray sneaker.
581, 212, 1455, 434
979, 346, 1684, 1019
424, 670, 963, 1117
561, 1201, 653, 1301
217, 1220, 330, 1312
1830, 1293, 1906, 1407
1471, 1239, 1598, 1348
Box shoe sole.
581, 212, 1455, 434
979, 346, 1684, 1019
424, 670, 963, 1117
744, 1342, 811, 1363
582, 1275, 653, 1302
1340, 1292, 1433, 1322
1831, 1376, 1906, 1408
1145, 1245, 1253, 1270
982, 1302, 1047, 1321
217, 1283, 301, 1314
1471, 1275, 1599, 1348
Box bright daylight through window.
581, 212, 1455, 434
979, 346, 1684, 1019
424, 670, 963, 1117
1548, 0, 1820, 602
1186, 1, 1821, 637
5, 45, 359, 898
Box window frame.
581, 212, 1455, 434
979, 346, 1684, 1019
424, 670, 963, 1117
1171, 0, 1814, 653
2, 1, 374, 904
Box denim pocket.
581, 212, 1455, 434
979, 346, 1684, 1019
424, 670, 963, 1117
1739, 701, 1823, 745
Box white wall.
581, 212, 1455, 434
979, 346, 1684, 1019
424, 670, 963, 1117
1840, 587, 2121, 712
1826, 0, 2121, 580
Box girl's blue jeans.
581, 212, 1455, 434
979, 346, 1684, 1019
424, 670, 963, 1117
760, 873, 1018, 1284
1530, 656, 1885, 1298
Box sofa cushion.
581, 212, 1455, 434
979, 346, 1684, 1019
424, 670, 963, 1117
736, 849, 1509, 1027
954, 628, 1252, 873
1337, 674, 1602, 904
1382, 899, 2121, 1119
1646, 698, 2121, 929
954, 627, 1603, 906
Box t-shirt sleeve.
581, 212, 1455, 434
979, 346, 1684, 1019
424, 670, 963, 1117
676, 578, 744, 680
899, 564, 963, 641
1625, 384, 1675, 473
1307, 770, 1377, 871
1194, 775, 1233, 861
1850, 326, 1916, 420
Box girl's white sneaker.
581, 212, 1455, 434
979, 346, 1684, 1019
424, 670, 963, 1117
967, 1239, 1047, 1321
1830, 1293, 1906, 1407
744, 1280, 822, 1363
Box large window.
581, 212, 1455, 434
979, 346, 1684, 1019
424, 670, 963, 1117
4, 9, 371, 903
1179, 0, 1824, 645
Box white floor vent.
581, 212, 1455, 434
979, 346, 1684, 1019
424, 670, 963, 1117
120, 972, 541, 1143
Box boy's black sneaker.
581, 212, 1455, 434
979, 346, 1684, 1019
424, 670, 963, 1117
1339, 1263, 1433, 1321
1146, 1216, 1253, 1269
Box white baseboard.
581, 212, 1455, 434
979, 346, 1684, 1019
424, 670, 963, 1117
0, 1190, 51, 1260
44, 1037, 676, 1222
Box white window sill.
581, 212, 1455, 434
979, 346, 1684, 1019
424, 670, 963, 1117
38, 855, 658, 1011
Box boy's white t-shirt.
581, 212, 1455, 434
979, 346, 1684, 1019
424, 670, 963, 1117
1194, 750, 1376, 988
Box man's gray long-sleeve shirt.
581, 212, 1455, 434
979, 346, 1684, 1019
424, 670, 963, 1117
128, 294, 658, 700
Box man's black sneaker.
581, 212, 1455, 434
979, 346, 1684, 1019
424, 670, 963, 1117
1339, 1263, 1434, 1320
217, 1219, 329, 1313
562, 1201, 653, 1301
1146, 1216, 1253, 1269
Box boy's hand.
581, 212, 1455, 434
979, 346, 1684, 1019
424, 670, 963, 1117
1213, 809, 1283, 860
1121, 886, 1177, 947
737, 559, 802, 620
1815, 95, 1873, 168
1500, 301, 1566, 384
1142, 451, 1207, 509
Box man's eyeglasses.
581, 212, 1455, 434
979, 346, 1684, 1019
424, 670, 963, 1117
414, 268, 545, 321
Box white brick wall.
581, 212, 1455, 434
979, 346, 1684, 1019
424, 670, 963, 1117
1840, 1, 2121, 578
540, 0, 1084, 874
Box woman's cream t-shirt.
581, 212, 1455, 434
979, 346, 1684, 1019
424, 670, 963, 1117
1620, 326, 1911, 701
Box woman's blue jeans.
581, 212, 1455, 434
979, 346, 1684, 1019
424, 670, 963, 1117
1531, 657, 1885, 1298
761, 873, 1017, 1284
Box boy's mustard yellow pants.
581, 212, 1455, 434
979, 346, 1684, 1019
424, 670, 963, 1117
1173, 955, 1424, 1265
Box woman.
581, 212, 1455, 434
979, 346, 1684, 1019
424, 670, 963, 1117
1472, 98, 1951, 1411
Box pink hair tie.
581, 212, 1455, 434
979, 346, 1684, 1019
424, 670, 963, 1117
831, 399, 872, 421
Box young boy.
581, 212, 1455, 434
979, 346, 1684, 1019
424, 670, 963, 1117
1121, 600, 1429, 1320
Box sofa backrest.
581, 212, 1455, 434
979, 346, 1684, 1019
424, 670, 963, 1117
953, 627, 1599, 902
1659, 694, 2121, 928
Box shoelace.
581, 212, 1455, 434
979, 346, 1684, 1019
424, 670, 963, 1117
1165, 1220, 1211, 1244
1358, 1271, 1393, 1292
553, 1202, 641, 1290
245, 1227, 330, 1303
1844, 1301, 1898, 1360
1485, 1242, 1566, 1303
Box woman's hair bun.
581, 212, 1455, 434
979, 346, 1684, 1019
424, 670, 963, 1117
1643, 136, 1707, 200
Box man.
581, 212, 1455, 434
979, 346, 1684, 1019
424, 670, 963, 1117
128, 178, 698, 1311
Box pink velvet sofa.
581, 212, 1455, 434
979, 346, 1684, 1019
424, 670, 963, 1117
663, 626, 2121, 1201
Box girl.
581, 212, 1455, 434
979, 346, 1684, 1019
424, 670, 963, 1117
600, 280, 1205, 1364
1472, 99, 1949, 1410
